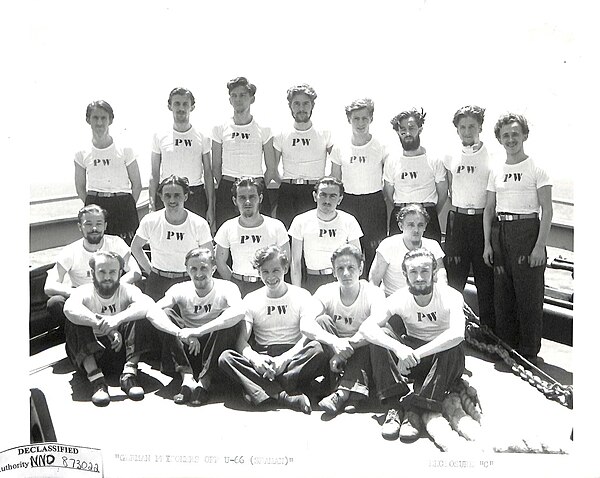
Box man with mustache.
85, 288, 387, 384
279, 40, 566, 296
44, 204, 141, 332
288, 177, 363, 293
215, 177, 290, 297
63, 251, 181, 406
360, 248, 465, 442
384, 108, 448, 240
150, 87, 216, 231
274, 84, 334, 229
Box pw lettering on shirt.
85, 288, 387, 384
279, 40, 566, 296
334, 314, 354, 325
455, 165, 476, 174
400, 171, 419, 180
194, 303, 212, 314
93, 159, 111, 166
350, 155, 366, 164
292, 138, 311, 147
231, 132, 251, 140
417, 311, 438, 322
266, 304, 288, 315
240, 235, 262, 244
166, 231, 185, 241
504, 173, 523, 182
101, 304, 117, 314
318, 229, 337, 238
174, 138, 193, 147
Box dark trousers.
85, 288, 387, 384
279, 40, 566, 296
65, 318, 154, 374
215, 178, 270, 230
145, 272, 189, 301
389, 204, 441, 243
230, 276, 263, 298
369, 322, 465, 412
47, 295, 67, 326
491, 218, 545, 357
161, 324, 239, 384
444, 210, 495, 329
303, 273, 335, 295
276, 182, 316, 229
339, 191, 387, 275
155, 185, 208, 218
85, 193, 139, 245
218, 340, 328, 405
316, 315, 370, 397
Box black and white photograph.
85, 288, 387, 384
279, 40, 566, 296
3, 0, 594, 476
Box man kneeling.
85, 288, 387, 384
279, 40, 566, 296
64, 251, 181, 406
218, 245, 328, 414
360, 248, 465, 441
155, 247, 245, 406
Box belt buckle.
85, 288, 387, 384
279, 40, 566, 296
503, 214, 514, 221
467, 208, 476, 215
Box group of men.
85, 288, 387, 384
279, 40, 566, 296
42, 78, 553, 443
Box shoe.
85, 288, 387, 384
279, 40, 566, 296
399, 410, 421, 443
190, 387, 209, 407
174, 385, 192, 405
277, 391, 312, 415
91, 379, 110, 407
344, 399, 360, 414
120, 373, 144, 401
318, 391, 345, 415
381, 408, 402, 440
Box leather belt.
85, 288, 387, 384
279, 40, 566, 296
450, 205, 485, 215
231, 272, 261, 283
221, 175, 263, 183
88, 191, 129, 197
394, 202, 436, 208
306, 267, 333, 276
497, 212, 539, 222
151, 267, 188, 279
281, 178, 318, 185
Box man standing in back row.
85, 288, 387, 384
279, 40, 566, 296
150, 87, 215, 230
274, 84, 333, 229
384, 108, 447, 241
443, 105, 495, 330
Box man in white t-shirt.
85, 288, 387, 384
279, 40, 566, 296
218, 245, 328, 414
44, 204, 141, 331
443, 105, 495, 331
370, 204, 446, 297
74, 100, 142, 244
215, 177, 290, 297
63, 251, 182, 406
483, 113, 553, 361
361, 249, 465, 442
150, 87, 215, 229
154, 247, 245, 406
289, 177, 363, 293
302, 244, 386, 415
212, 77, 277, 228
384, 108, 448, 241
274, 84, 334, 229
331, 98, 389, 274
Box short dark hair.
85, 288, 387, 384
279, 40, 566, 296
391, 108, 426, 131
227, 77, 257, 96
157, 175, 191, 196
89, 251, 124, 272
331, 243, 364, 268
493, 113, 530, 141
401, 248, 437, 275
452, 105, 485, 128
86, 100, 114, 123
168, 87, 195, 107
314, 176, 344, 196
345, 98, 374, 122
77, 204, 107, 224
185, 247, 216, 267
287, 84, 317, 105
396, 203, 430, 226
252, 245, 289, 270
231, 176, 265, 198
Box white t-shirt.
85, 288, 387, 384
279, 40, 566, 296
243, 285, 321, 346
443, 144, 493, 209
68, 283, 143, 321
314, 280, 386, 338
274, 126, 333, 179
152, 126, 211, 186
288, 210, 363, 270
330, 137, 388, 194
135, 210, 213, 272
74, 142, 136, 193
163, 278, 242, 328
383, 152, 446, 204
54, 235, 134, 288
212, 119, 271, 177
486, 157, 552, 214
386, 284, 465, 342
214, 216, 289, 277
375, 236, 445, 296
